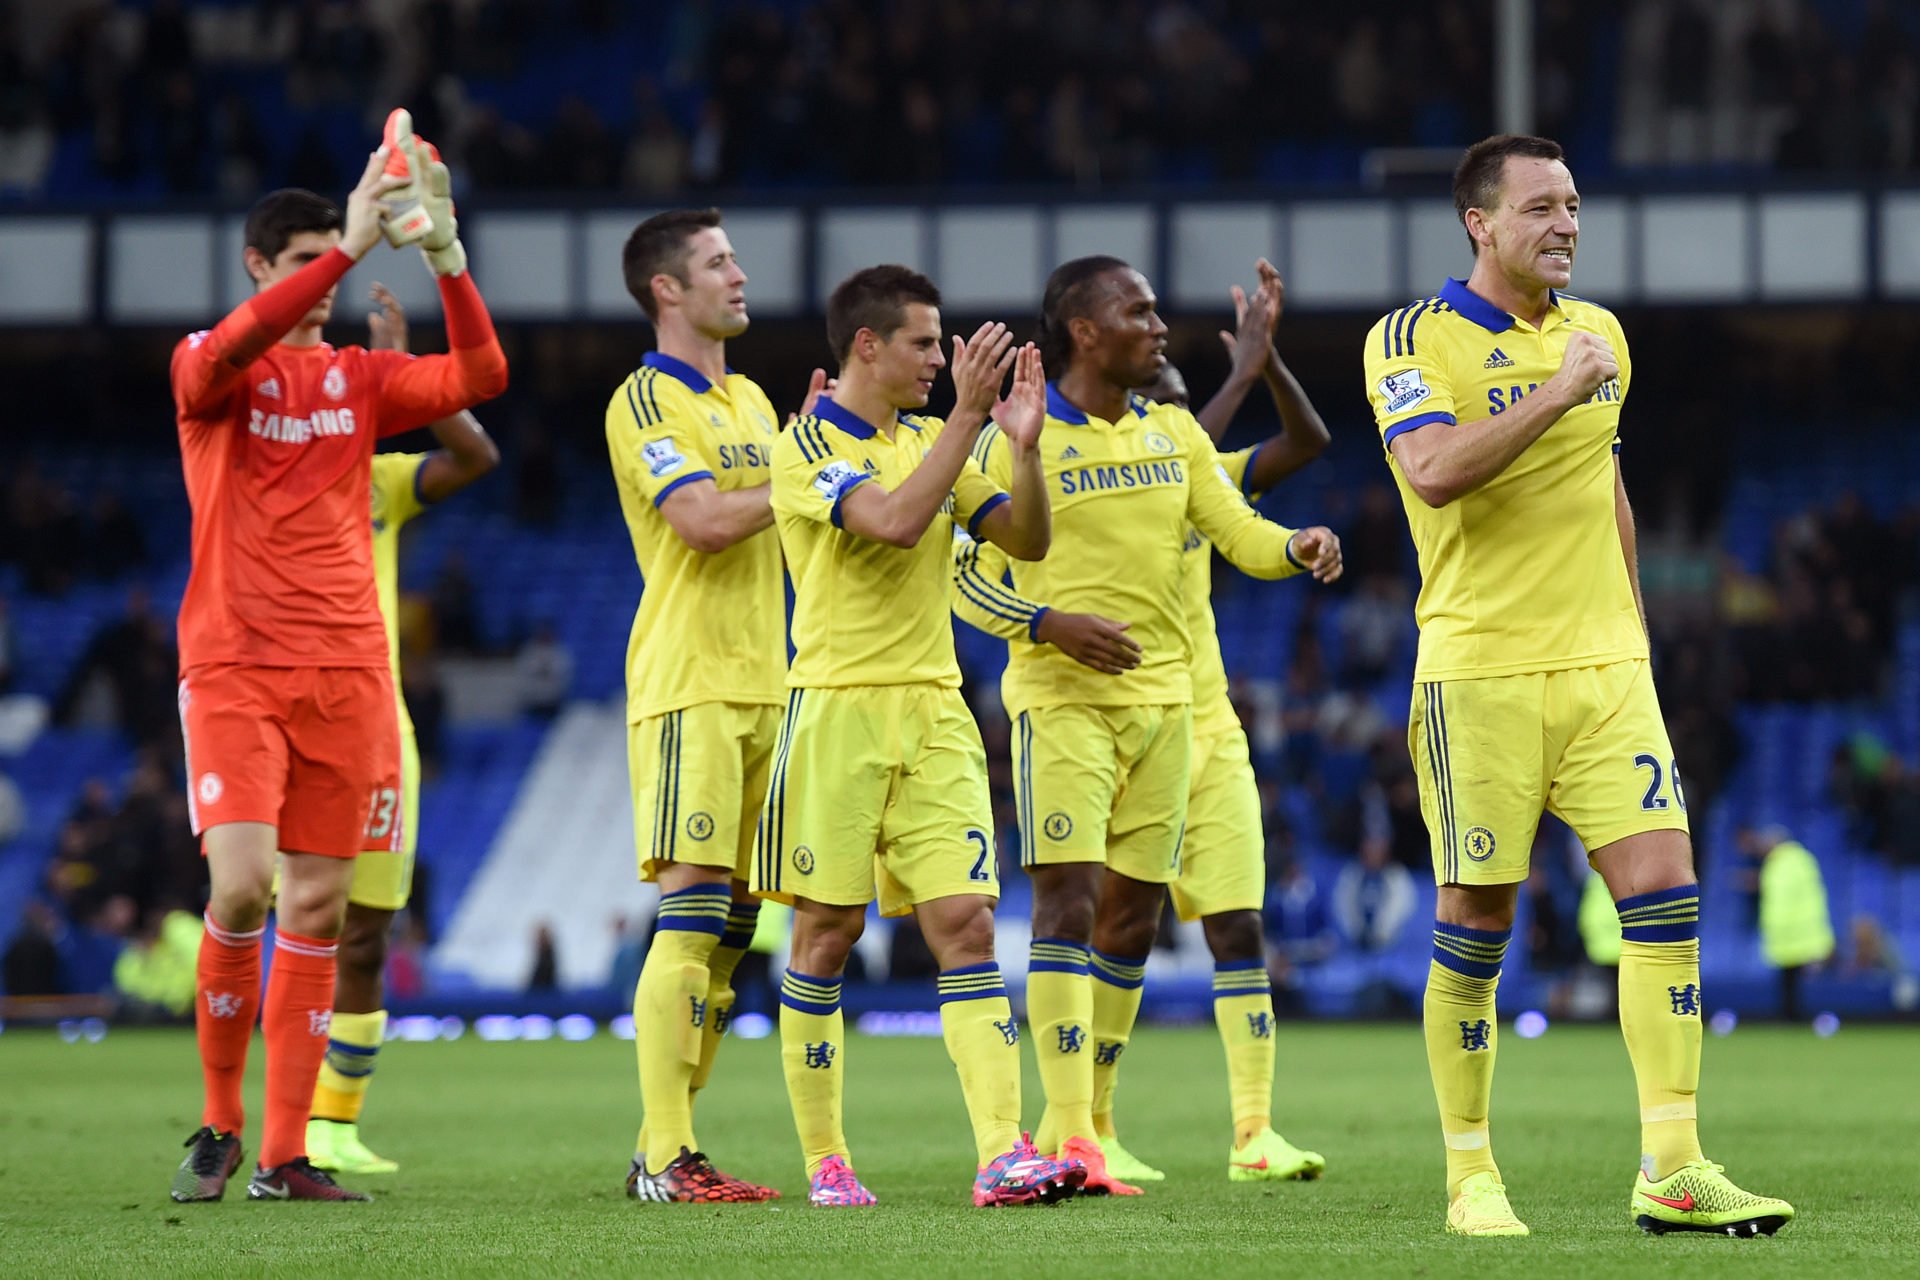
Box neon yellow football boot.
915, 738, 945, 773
1099, 1135, 1166, 1183
1445, 1171, 1529, 1236
1631, 1160, 1793, 1236
1228, 1127, 1325, 1182
306, 1119, 399, 1175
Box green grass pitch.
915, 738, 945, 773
1, 1020, 1911, 1278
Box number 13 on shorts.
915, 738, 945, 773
364, 785, 400, 849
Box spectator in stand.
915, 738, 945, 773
1262, 855, 1333, 1016
527, 921, 559, 991
513, 423, 560, 527
1525, 867, 1580, 1020
1748, 825, 1836, 1021
1845, 914, 1908, 981
430, 552, 484, 653
51, 586, 179, 749
514, 622, 573, 718
113, 904, 202, 1018
1333, 837, 1414, 954
402, 650, 447, 775
3, 900, 65, 995
85, 490, 148, 579
8, 465, 85, 596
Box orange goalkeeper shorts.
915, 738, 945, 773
178, 663, 403, 859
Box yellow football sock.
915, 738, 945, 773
1616, 886, 1705, 1179
779, 968, 847, 1178
1424, 923, 1509, 1197
635, 886, 728, 1170
1212, 961, 1276, 1147
310, 1008, 385, 1123
1089, 949, 1147, 1134
689, 900, 758, 1106
1027, 938, 1095, 1147
937, 965, 1023, 1164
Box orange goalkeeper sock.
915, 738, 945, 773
260, 929, 337, 1169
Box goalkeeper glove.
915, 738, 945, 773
409, 136, 467, 278
378, 108, 435, 248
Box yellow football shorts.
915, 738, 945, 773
630, 701, 782, 882
1408, 659, 1689, 887
1169, 720, 1263, 921
1012, 702, 1191, 885
752, 685, 998, 916
344, 723, 421, 912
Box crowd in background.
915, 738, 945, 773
2, 0, 1916, 200
6, 433, 1918, 1002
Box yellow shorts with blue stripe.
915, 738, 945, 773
1168, 720, 1263, 921
1409, 659, 1689, 887
752, 685, 999, 917
1012, 702, 1190, 886
346, 722, 420, 912
630, 701, 783, 882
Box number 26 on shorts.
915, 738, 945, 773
1632, 754, 1686, 812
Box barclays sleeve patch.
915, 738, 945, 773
813, 459, 861, 500
1377, 368, 1432, 415
642, 437, 686, 478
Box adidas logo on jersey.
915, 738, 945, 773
1483, 348, 1515, 369
1060, 445, 1081, 459
256, 377, 281, 400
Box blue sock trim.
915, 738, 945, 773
1431, 922, 1511, 981
1212, 963, 1272, 996
717, 901, 761, 951
779, 967, 843, 1016
1618, 884, 1701, 943
660, 885, 732, 904
1029, 936, 1091, 976
936, 963, 1008, 1004
1089, 949, 1148, 990
656, 885, 732, 936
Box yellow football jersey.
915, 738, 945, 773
952, 442, 1260, 737
607, 352, 787, 719
773, 396, 1009, 689
971, 386, 1303, 715
369, 451, 427, 733
1184, 444, 1258, 736
1363, 278, 1645, 681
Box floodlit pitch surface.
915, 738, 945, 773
3, 1021, 1910, 1278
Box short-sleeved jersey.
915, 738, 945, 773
172, 336, 476, 671
607, 352, 787, 719
952, 442, 1261, 736
1363, 277, 1645, 681
370, 452, 428, 732
972, 385, 1301, 715
774, 396, 1008, 689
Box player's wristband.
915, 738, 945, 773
1283, 532, 1307, 571
1027, 606, 1051, 643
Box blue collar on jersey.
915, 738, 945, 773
1440, 277, 1564, 334
642, 350, 730, 395
1045, 381, 1148, 425
812, 395, 919, 439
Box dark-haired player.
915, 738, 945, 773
305, 283, 501, 1178
954, 259, 1332, 1184
606, 208, 803, 1203
965, 256, 1339, 1195
1362, 133, 1792, 1237
756, 265, 1081, 1208
171, 132, 507, 1204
